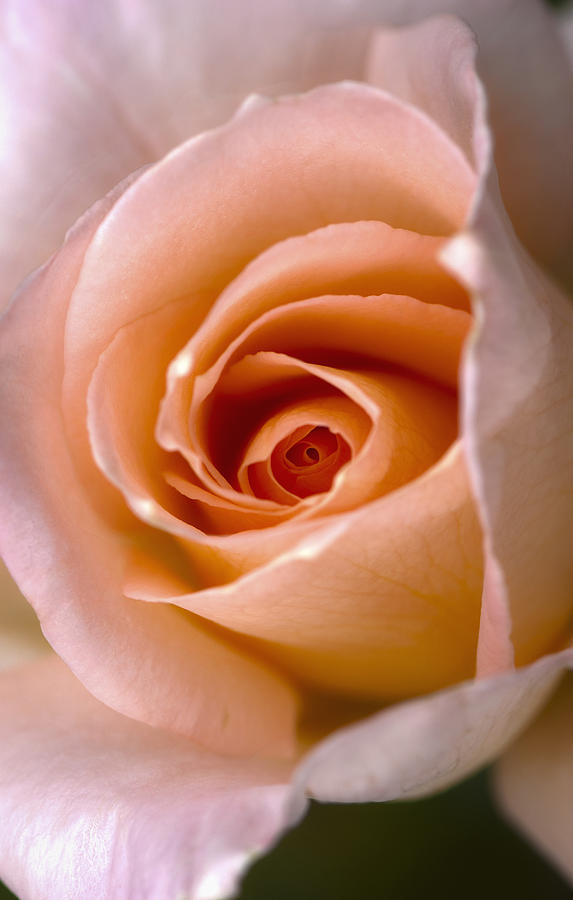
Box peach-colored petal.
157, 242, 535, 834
63, 83, 472, 526
65, 81, 472, 379
89, 335, 336, 536
159, 240, 469, 491
445, 205, 573, 668
191, 292, 470, 411
0, 655, 295, 900
237, 398, 366, 505
234, 357, 456, 515
495, 671, 573, 885
187, 350, 457, 524
0, 189, 298, 758
128, 446, 483, 701
288, 647, 573, 810
170, 221, 469, 385
156, 292, 468, 523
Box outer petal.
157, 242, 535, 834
0, 655, 294, 900
0, 0, 370, 306
0, 182, 298, 758
288, 649, 573, 812
367, 15, 480, 170
495, 672, 573, 885
3, 0, 572, 306
365, 7, 573, 279
445, 204, 573, 665
402, 10, 573, 667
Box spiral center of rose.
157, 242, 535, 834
272, 425, 351, 498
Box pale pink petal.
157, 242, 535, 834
0, 560, 48, 670
288, 648, 573, 811
366, 7, 573, 278
0, 655, 294, 900
402, 7, 573, 672
367, 16, 480, 169
495, 672, 573, 885
444, 208, 573, 667
0, 186, 298, 757
4, 0, 571, 305
0, 0, 382, 305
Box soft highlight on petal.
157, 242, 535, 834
0, 656, 295, 900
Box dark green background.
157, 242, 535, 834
240, 770, 572, 900
2, 0, 571, 897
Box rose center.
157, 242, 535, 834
271, 425, 351, 499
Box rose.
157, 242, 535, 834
1, 2, 573, 898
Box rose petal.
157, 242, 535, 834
128, 445, 484, 701
288, 647, 573, 812
0, 185, 298, 758
367, 15, 480, 170
4, 1, 571, 306
65, 79, 473, 426
0, 0, 375, 306
366, 8, 573, 279
62, 82, 472, 528
445, 206, 573, 667
495, 671, 573, 885
168, 221, 469, 386
211, 351, 457, 516
0, 655, 295, 900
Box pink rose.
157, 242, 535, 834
1, 1, 573, 897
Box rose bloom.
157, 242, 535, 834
1, 0, 573, 897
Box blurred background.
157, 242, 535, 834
1, 0, 571, 897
